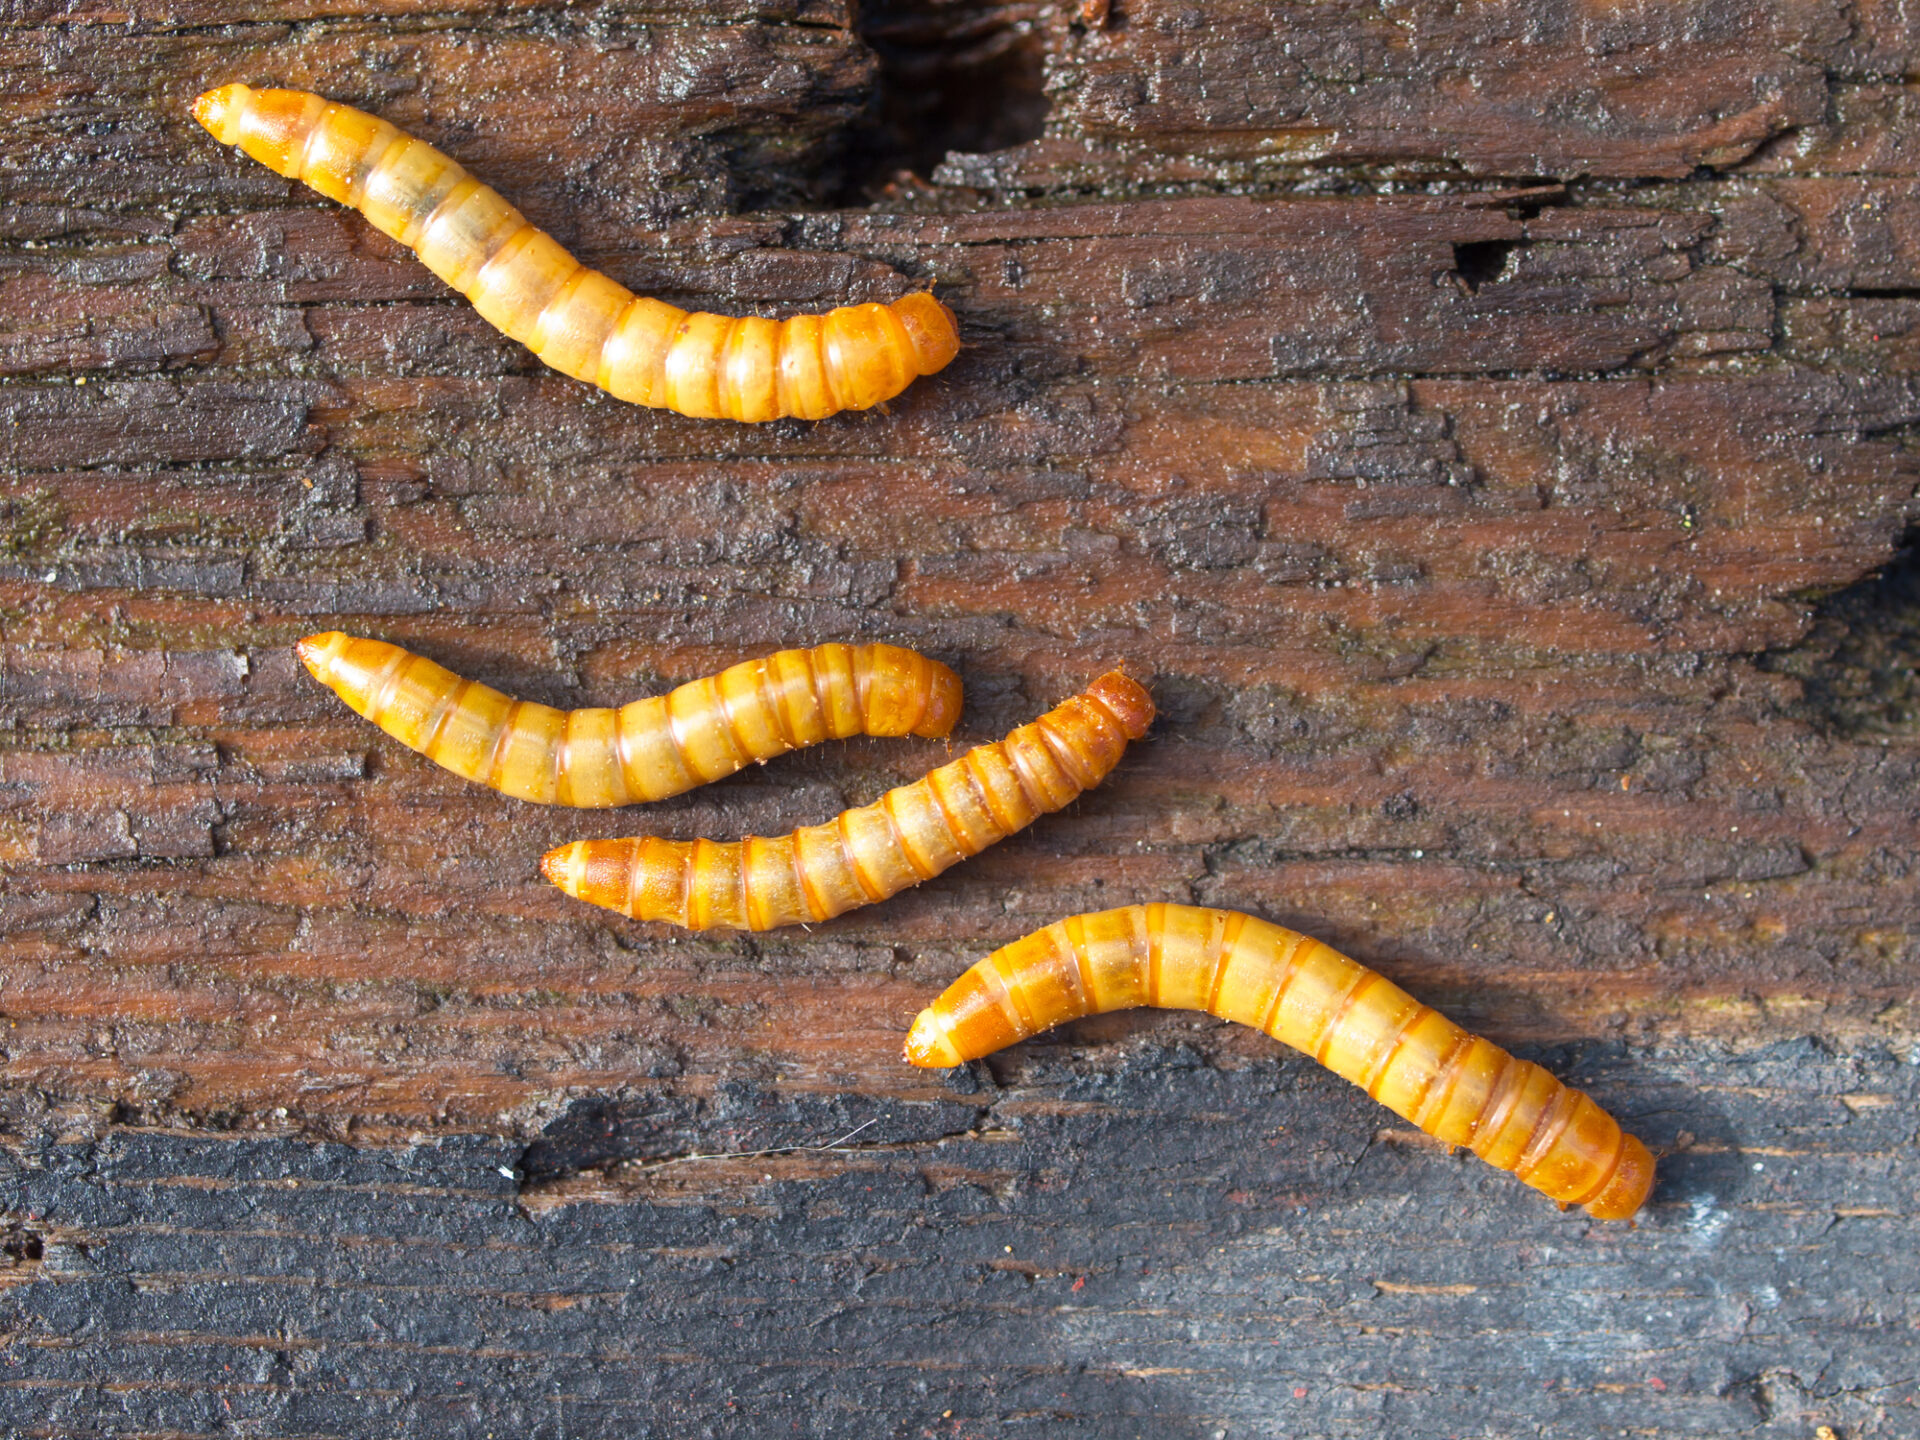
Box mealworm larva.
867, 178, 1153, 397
905, 904, 1655, 1219
542, 671, 1155, 930
191, 85, 960, 421
298, 632, 963, 807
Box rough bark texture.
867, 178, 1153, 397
0, 0, 1916, 1436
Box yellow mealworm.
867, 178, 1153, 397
905, 905, 1655, 1219
192, 85, 960, 421
542, 671, 1155, 930
298, 632, 963, 808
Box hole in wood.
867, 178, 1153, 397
843, 0, 1050, 199
1761, 523, 1920, 737
1, 1226, 43, 1270
1452, 239, 1517, 293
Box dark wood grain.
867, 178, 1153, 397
1, 1041, 1915, 1439
935, 0, 1916, 189
0, 0, 1915, 1435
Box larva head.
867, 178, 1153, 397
903, 1005, 966, 1068
1085, 671, 1155, 741
191, 84, 253, 145
915, 662, 963, 737
1581, 1133, 1656, 1221
861, 647, 964, 739
888, 292, 961, 377
296, 631, 350, 685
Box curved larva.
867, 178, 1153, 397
192, 84, 960, 421
905, 904, 1655, 1220
542, 672, 1155, 930
298, 632, 963, 808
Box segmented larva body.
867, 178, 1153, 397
298, 632, 962, 808
191, 85, 960, 421
905, 905, 1654, 1219
542, 672, 1154, 930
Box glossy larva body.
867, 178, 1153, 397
192, 85, 960, 421
906, 904, 1655, 1219
299, 633, 962, 807
542, 672, 1155, 929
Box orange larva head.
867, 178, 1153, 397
1085, 671, 1155, 741
191, 83, 252, 145
1581, 1133, 1656, 1220
888, 292, 961, 377
913, 661, 964, 739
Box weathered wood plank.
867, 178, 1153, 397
945, 0, 1835, 183
929, 0, 1920, 193
0, 369, 1914, 1123
0, 1038, 1913, 1438
0, 4, 868, 223
0, 0, 1916, 1435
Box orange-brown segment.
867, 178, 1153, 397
192, 85, 960, 421
542, 672, 1155, 929
905, 904, 1654, 1220
298, 633, 962, 807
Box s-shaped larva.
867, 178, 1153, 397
299, 633, 962, 807
541, 672, 1154, 929
192, 85, 960, 421
905, 904, 1655, 1219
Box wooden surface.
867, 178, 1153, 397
1, 0, 1917, 1435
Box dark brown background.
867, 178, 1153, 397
1, 0, 1916, 1435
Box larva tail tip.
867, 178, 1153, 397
1581, 1133, 1656, 1220
192, 84, 251, 145
537, 845, 574, 889
1087, 670, 1156, 740
903, 1008, 965, 1068
294, 631, 344, 680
